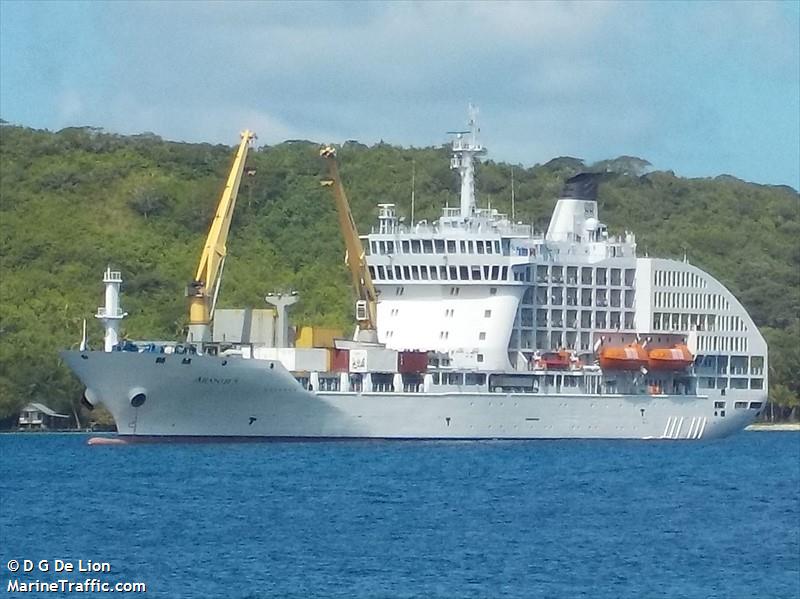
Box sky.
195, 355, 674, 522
1, 1, 798, 189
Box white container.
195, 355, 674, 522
253, 347, 327, 372
350, 347, 397, 373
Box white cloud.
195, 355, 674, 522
3, 0, 796, 185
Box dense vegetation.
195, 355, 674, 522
0, 124, 798, 424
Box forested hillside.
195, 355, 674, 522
0, 124, 798, 423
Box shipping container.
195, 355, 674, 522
349, 347, 398, 373
295, 326, 343, 349
213, 308, 275, 344
252, 347, 328, 372
331, 349, 350, 372
398, 351, 428, 373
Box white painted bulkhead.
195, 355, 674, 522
375, 283, 523, 370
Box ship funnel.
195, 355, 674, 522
560, 172, 599, 201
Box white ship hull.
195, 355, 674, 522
62, 351, 759, 441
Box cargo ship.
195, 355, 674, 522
61, 111, 768, 440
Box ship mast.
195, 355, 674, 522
449, 104, 486, 220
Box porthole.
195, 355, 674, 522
130, 393, 146, 408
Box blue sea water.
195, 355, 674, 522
1, 433, 798, 599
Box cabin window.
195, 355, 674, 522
471, 266, 482, 280
402, 240, 410, 253
420, 266, 429, 280
479, 332, 486, 340
430, 267, 438, 280
423, 240, 433, 253
459, 266, 469, 280
439, 266, 448, 280
484, 309, 492, 318
501, 266, 508, 280
460, 240, 467, 253
466, 373, 486, 385
411, 240, 421, 254
449, 266, 458, 280
386, 241, 395, 254
435, 239, 445, 253
368, 266, 376, 279
386, 267, 394, 280
468, 241, 474, 253
477, 241, 485, 254
486, 241, 494, 254
447, 240, 456, 253
377, 266, 385, 279
411, 266, 419, 280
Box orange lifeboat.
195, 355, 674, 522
648, 344, 693, 371
598, 344, 648, 370
533, 350, 572, 370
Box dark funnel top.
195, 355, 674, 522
560, 173, 599, 201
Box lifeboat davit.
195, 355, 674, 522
648, 344, 694, 371
598, 344, 648, 370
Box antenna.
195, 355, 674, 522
411, 158, 416, 227
511, 166, 516, 221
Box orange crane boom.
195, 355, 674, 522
320, 146, 379, 340
187, 130, 255, 342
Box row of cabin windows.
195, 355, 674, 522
655, 291, 730, 312
537, 265, 636, 287
695, 355, 764, 376
652, 312, 744, 333
369, 264, 509, 282
529, 287, 636, 308
655, 269, 707, 289
369, 239, 505, 256
698, 377, 763, 390
696, 335, 749, 353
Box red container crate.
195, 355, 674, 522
398, 351, 428, 373
331, 349, 350, 372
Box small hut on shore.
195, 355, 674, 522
18, 403, 71, 430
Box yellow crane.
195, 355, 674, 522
186, 130, 255, 342
320, 146, 379, 342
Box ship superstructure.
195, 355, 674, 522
61, 110, 768, 441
